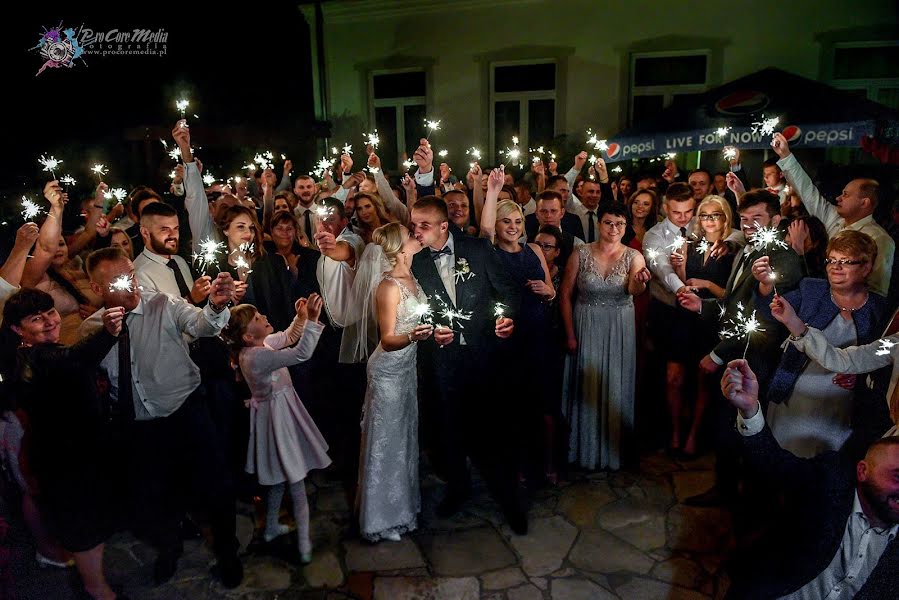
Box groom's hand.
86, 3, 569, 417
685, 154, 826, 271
495, 317, 514, 339
434, 326, 455, 347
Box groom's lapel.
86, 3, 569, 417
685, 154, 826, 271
414, 246, 454, 308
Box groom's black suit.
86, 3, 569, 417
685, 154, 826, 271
412, 232, 521, 509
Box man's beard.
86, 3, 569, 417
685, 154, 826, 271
149, 236, 178, 255
859, 479, 899, 526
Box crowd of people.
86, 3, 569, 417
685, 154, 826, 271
0, 118, 897, 599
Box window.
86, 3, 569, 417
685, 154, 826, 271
490, 61, 557, 163
828, 42, 899, 110
370, 69, 426, 171
629, 50, 710, 125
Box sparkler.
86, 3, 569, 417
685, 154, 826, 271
168, 147, 182, 161
38, 154, 61, 179
769, 270, 779, 296
502, 146, 521, 164
424, 119, 441, 139
611, 166, 623, 174
696, 238, 712, 255
749, 221, 789, 252
364, 130, 380, 149
644, 247, 660, 267
719, 301, 766, 359
715, 126, 731, 137
342, 143, 353, 156
232, 242, 254, 280
21, 197, 42, 220
60, 174, 77, 187
108, 274, 136, 293
875, 338, 897, 356
402, 158, 415, 171
432, 294, 472, 331
751, 115, 779, 136
169, 170, 178, 180
467, 147, 482, 162
665, 152, 677, 160
493, 302, 508, 319
103, 188, 128, 204
202, 173, 216, 187
91, 164, 108, 179
585, 128, 608, 151
723, 146, 737, 161
192, 238, 226, 275
312, 157, 335, 179
667, 234, 691, 252
176, 98, 189, 118
413, 301, 433, 325
438, 149, 448, 158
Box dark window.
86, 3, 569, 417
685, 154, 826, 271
834, 46, 899, 79
494, 101, 521, 152
528, 99, 555, 148
403, 104, 427, 154
373, 71, 426, 99
632, 95, 665, 123
374, 107, 398, 171
634, 55, 707, 87
494, 63, 556, 93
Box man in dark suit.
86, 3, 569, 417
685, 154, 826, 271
525, 191, 583, 268
721, 359, 899, 599
678, 189, 804, 505
409, 196, 525, 532
525, 179, 585, 242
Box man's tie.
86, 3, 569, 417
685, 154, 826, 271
587, 211, 596, 243
166, 258, 192, 298
430, 246, 453, 261
304, 209, 313, 239
117, 318, 135, 421
679, 226, 687, 239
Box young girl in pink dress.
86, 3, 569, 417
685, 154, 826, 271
223, 294, 330, 564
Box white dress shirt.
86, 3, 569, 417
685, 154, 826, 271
643, 218, 692, 306
737, 404, 898, 600
777, 153, 894, 296
433, 234, 466, 345
183, 161, 221, 254
133, 248, 194, 300
78, 291, 230, 420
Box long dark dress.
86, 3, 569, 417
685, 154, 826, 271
14, 329, 122, 551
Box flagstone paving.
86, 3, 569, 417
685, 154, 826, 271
9, 451, 734, 599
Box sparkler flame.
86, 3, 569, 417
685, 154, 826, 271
716, 127, 731, 137
438, 149, 448, 158
192, 238, 226, 274
667, 235, 691, 252
312, 157, 334, 179
342, 143, 353, 155
39, 154, 61, 176
202, 173, 216, 186
176, 98, 189, 116
493, 302, 507, 319
424, 119, 441, 134
696, 239, 712, 255
467, 147, 481, 161
402, 158, 415, 171
60, 174, 76, 186
413, 302, 433, 325
719, 304, 766, 359
611, 166, 622, 173
644, 247, 660, 267
749, 221, 789, 252
751, 115, 780, 136
875, 338, 897, 356
364, 131, 380, 148
21, 197, 42, 220
168, 147, 181, 161
91, 164, 108, 177
723, 146, 737, 161
108, 274, 136, 293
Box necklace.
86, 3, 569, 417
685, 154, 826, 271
830, 292, 868, 312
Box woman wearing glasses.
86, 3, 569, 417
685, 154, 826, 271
667, 195, 737, 458
759, 230, 890, 457
560, 201, 651, 470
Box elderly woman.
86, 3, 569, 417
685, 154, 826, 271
561, 201, 651, 470
757, 230, 890, 457
1, 288, 124, 599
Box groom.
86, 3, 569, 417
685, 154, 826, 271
410, 196, 526, 533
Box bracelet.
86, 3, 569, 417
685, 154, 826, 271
407, 332, 416, 344
788, 324, 809, 342
209, 299, 228, 313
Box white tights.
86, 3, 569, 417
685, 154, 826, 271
265, 479, 311, 554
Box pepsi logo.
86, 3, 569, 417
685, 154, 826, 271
715, 90, 770, 116
606, 143, 621, 159
781, 125, 801, 143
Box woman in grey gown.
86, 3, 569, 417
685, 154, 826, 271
560, 202, 651, 470
354, 223, 434, 542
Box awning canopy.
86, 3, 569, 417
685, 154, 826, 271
600, 67, 899, 162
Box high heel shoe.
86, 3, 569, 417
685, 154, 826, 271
36, 551, 74, 568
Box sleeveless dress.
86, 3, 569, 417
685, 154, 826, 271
563, 245, 638, 470
357, 274, 427, 541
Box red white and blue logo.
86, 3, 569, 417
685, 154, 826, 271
606, 143, 621, 159
714, 90, 770, 116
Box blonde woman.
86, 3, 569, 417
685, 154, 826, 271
666, 195, 737, 458
353, 222, 433, 542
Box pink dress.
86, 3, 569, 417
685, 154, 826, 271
240, 321, 331, 485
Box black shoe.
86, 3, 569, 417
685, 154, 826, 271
435, 492, 467, 518
504, 505, 528, 535
684, 486, 734, 507
216, 554, 243, 589
153, 552, 179, 586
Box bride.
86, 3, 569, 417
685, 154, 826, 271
349, 222, 434, 542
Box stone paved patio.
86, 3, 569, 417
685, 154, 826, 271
9, 451, 734, 599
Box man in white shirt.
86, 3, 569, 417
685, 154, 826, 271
81, 248, 242, 588
133, 202, 208, 304
721, 359, 899, 599
772, 132, 894, 296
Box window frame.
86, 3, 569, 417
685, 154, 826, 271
368, 67, 427, 167
489, 58, 558, 160
826, 40, 899, 105
628, 49, 711, 125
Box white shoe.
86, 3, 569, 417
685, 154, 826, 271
263, 523, 290, 542
36, 552, 74, 568
382, 530, 402, 542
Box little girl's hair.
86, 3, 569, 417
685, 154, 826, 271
222, 304, 259, 366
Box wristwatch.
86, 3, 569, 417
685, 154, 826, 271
209, 299, 228, 313
788, 324, 810, 341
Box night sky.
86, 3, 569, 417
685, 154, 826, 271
4, 4, 316, 217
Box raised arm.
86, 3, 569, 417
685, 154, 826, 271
0, 223, 39, 289
22, 181, 65, 288
247, 320, 325, 372
479, 168, 504, 242
369, 153, 409, 224
171, 272, 234, 338
173, 121, 216, 252
772, 133, 840, 234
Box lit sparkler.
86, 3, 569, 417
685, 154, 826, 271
751, 115, 779, 136
202, 173, 216, 187
192, 238, 226, 274
232, 242, 254, 280
312, 157, 334, 179
715, 126, 731, 137
342, 143, 353, 155
493, 302, 508, 319
413, 302, 433, 325
60, 174, 77, 187
176, 98, 189, 118
364, 130, 380, 149
586, 128, 608, 151
108, 274, 136, 293
611, 166, 623, 173
38, 154, 61, 178
438, 149, 448, 158
723, 146, 737, 161
749, 221, 789, 252
168, 147, 182, 161
665, 152, 677, 160
402, 158, 415, 171
719, 301, 766, 359
104, 188, 128, 204
696, 238, 712, 255
644, 247, 660, 267
91, 164, 108, 178
424, 119, 441, 139
667, 234, 691, 252
432, 294, 472, 331
875, 338, 897, 356
21, 197, 42, 220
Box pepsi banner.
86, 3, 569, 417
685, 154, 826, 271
601, 121, 874, 162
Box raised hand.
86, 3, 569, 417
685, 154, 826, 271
547, 158, 558, 175
531, 160, 545, 178
676, 289, 702, 313
594, 157, 608, 182
720, 359, 760, 415
368, 152, 381, 171
662, 160, 677, 183
14, 222, 40, 250
725, 171, 746, 197
487, 167, 505, 195
342, 171, 365, 190
788, 220, 809, 256
573, 151, 588, 172
413, 138, 433, 173
771, 132, 791, 159
306, 293, 323, 322
314, 229, 337, 254
283, 159, 293, 175
43, 181, 65, 208
208, 272, 235, 307
769, 294, 804, 337
750, 256, 773, 284
295, 297, 308, 322
190, 275, 212, 303
172, 120, 191, 151
340, 153, 353, 175
728, 147, 741, 167
102, 306, 126, 336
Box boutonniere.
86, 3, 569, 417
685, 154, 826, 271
454, 258, 475, 283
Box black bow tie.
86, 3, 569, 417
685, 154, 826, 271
431, 247, 453, 260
